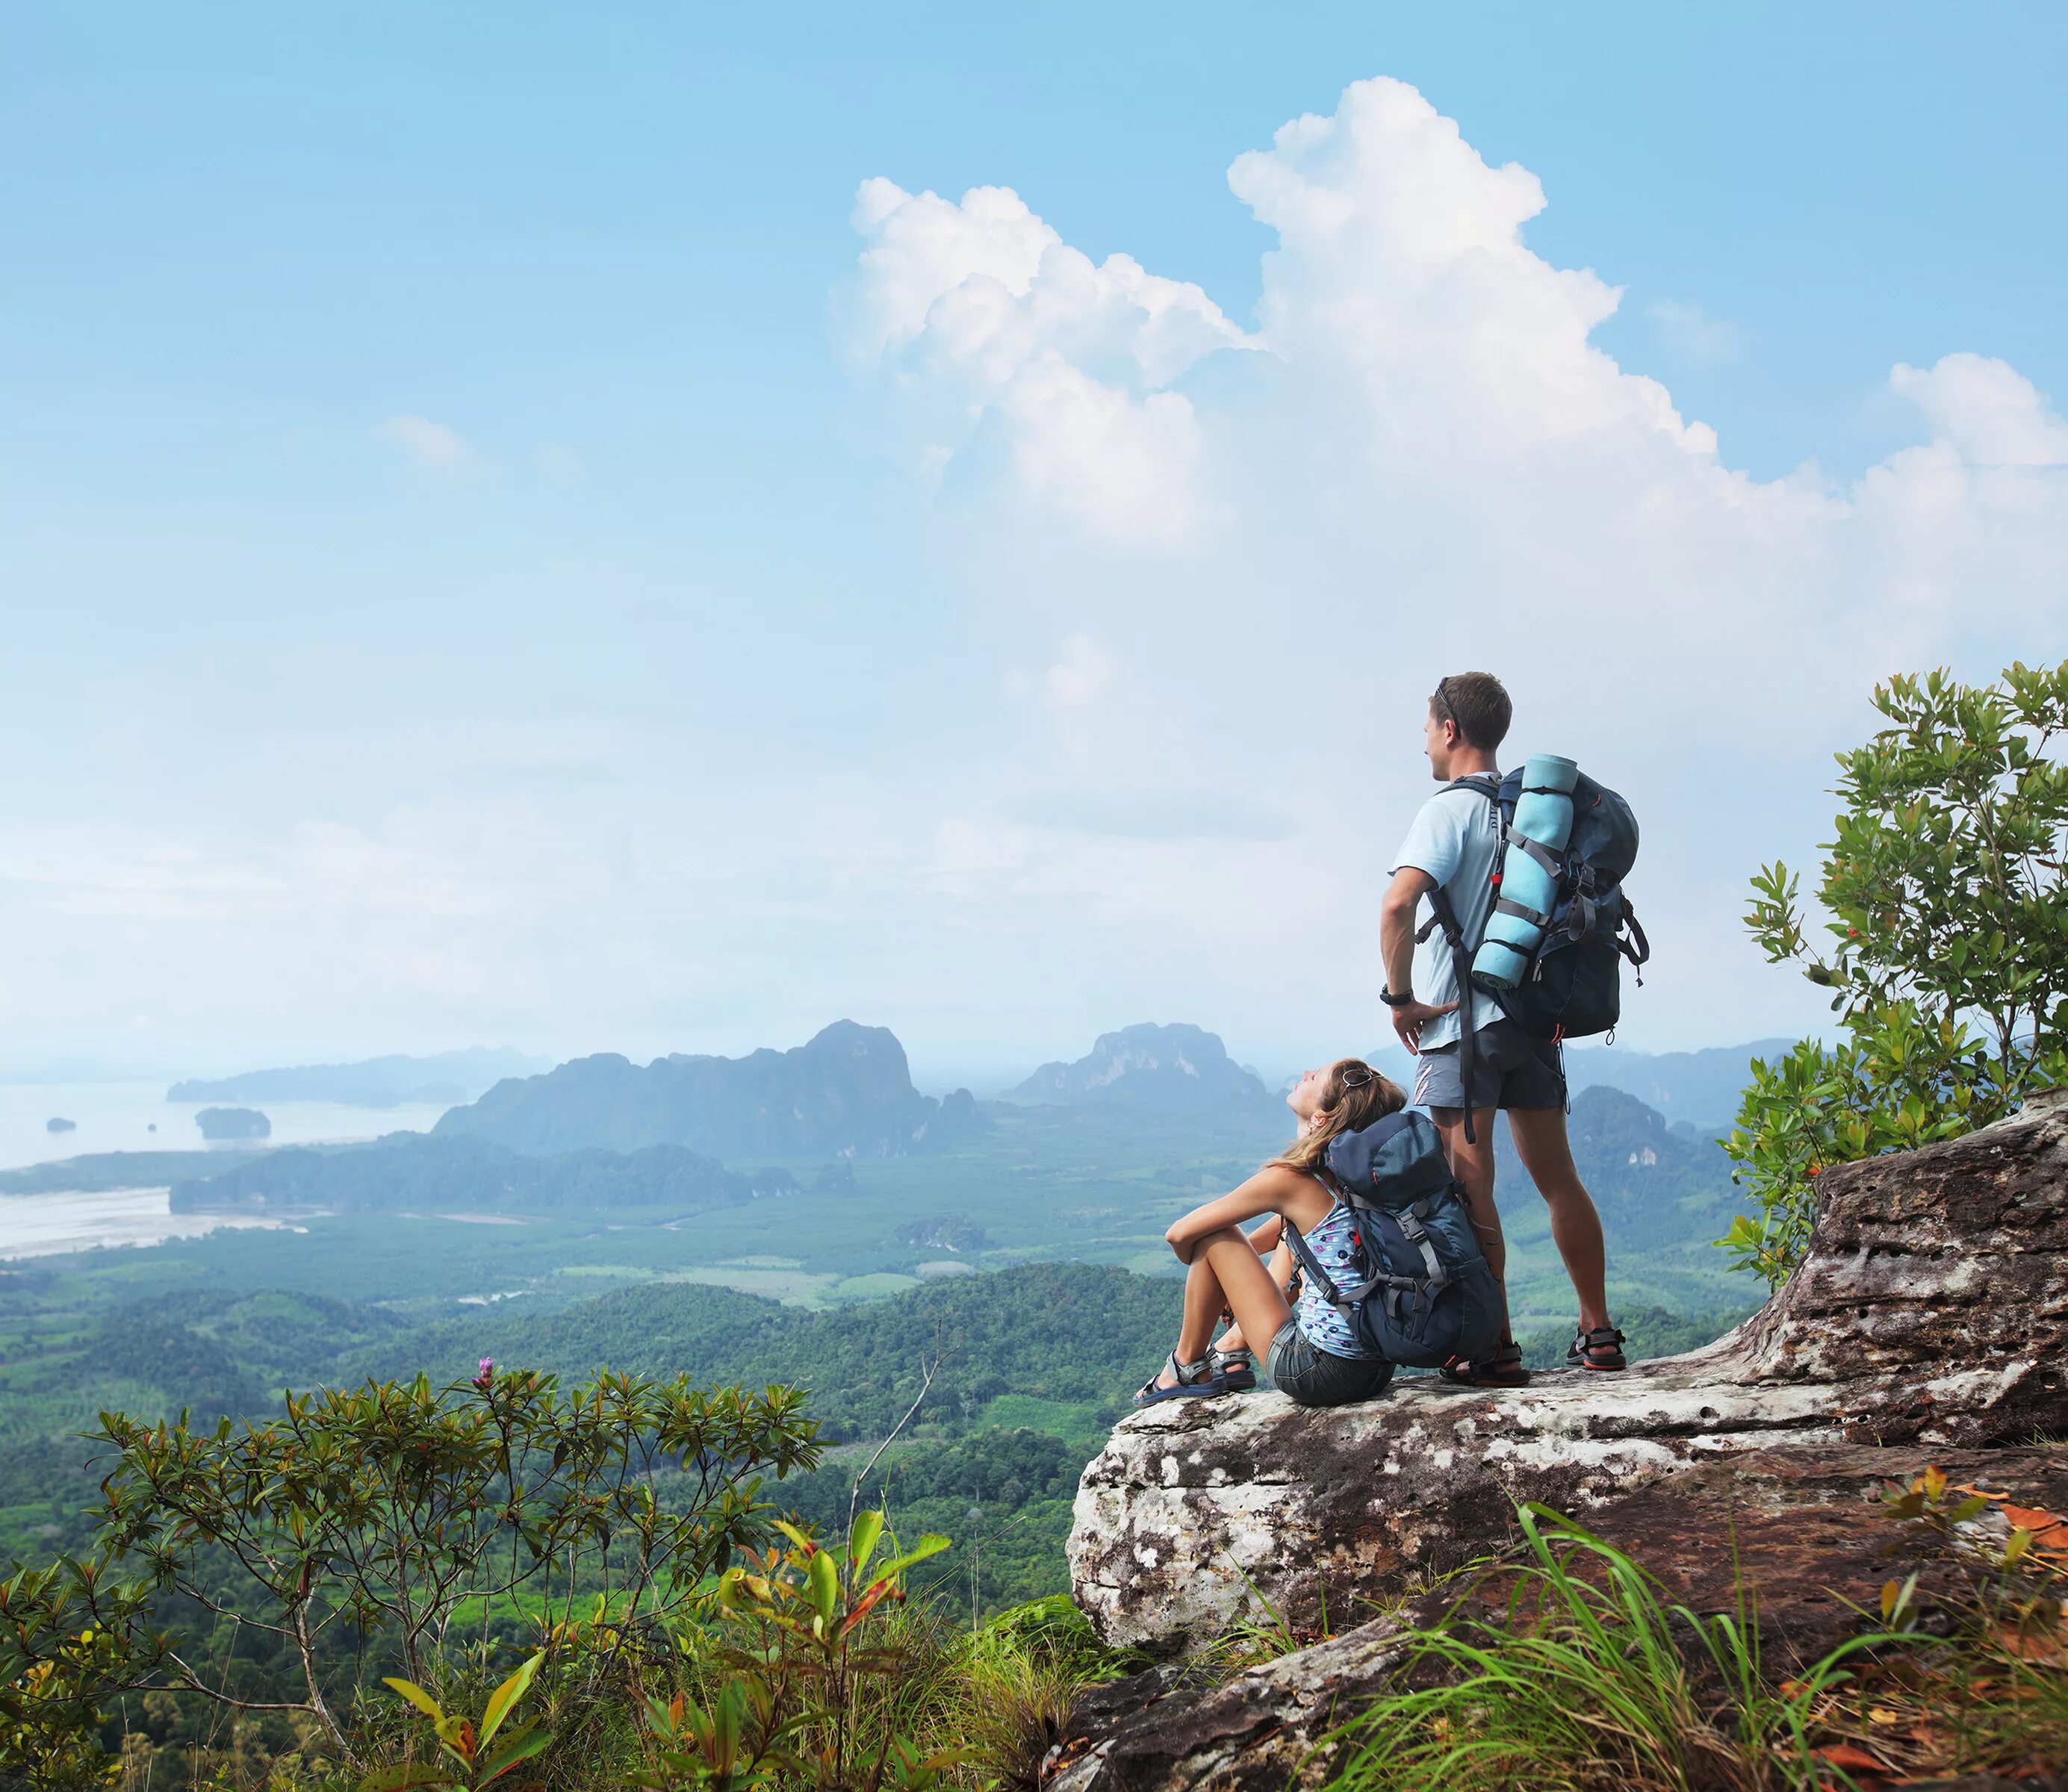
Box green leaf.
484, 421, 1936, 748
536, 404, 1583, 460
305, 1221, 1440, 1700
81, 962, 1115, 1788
477, 1722, 552, 1783
807, 1543, 839, 1625
872, 1534, 951, 1581
383, 1676, 447, 1723
848, 1506, 886, 1575
478, 1649, 544, 1750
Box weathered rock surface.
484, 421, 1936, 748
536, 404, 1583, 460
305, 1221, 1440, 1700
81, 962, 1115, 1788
1069, 1091, 2068, 1656
1050, 1443, 2068, 1792
1046, 1616, 1411, 1792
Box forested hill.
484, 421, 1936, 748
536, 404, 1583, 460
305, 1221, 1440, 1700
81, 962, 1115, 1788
0, 1261, 1751, 1614
167, 1132, 797, 1214
432, 1020, 984, 1158
345, 1260, 1183, 1440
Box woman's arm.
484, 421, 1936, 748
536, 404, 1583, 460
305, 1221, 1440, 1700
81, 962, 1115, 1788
1166, 1166, 1330, 1265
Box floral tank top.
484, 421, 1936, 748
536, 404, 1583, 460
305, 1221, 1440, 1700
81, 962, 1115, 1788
1293, 1197, 1384, 1360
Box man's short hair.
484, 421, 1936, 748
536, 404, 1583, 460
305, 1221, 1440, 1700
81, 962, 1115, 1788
1431, 672, 1512, 753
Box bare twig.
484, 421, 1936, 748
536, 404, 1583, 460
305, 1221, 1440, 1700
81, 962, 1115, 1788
845, 1330, 945, 1543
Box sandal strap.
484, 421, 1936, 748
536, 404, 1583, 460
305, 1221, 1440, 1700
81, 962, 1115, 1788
1169, 1350, 1215, 1387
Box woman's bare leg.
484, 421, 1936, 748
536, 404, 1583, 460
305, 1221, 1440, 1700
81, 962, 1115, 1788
1217, 1237, 1295, 1355
1157, 1226, 1294, 1387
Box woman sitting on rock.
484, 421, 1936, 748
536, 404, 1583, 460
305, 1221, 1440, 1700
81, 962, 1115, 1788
1137, 1058, 1405, 1410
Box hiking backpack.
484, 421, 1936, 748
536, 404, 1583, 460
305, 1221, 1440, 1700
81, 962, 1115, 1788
1424, 765, 1651, 1044
1282, 1109, 1503, 1369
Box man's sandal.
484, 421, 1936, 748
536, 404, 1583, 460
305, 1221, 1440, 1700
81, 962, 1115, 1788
1438, 1341, 1530, 1387
1133, 1351, 1225, 1407
1568, 1325, 1628, 1371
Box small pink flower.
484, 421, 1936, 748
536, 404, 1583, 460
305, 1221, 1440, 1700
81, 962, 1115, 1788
474, 1357, 494, 1388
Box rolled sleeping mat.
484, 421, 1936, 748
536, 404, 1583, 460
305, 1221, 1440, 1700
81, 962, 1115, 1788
1472, 753, 1579, 990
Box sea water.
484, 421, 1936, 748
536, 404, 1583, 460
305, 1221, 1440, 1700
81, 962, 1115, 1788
0, 1188, 299, 1260
0, 1080, 451, 1173
0, 1080, 453, 1260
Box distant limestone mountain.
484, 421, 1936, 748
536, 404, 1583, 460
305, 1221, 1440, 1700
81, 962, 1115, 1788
170, 1048, 547, 1109
1009, 1024, 1270, 1107
432, 1021, 983, 1159
1560, 1039, 1798, 1130
1492, 1085, 1743, 1254
1353, 1038, 1798, 1132
196, 1107, 270, 1142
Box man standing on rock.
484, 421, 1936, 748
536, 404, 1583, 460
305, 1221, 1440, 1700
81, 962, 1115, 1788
1376, 671, 1626, 1384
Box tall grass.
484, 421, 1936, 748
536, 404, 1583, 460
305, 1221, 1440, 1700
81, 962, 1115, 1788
1325, 1505, 1899, 1792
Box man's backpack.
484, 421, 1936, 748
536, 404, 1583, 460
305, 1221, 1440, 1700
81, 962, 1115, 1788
1425, 765, 1651, 1043
1281, 1110, 1503, 1369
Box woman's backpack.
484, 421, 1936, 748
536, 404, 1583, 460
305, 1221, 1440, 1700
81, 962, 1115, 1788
1282, 1110, 1503, 1369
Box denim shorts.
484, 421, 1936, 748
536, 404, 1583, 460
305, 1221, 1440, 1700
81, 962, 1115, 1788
1413, 1017, 1566, 1112
1265, 1319, 1395, 1408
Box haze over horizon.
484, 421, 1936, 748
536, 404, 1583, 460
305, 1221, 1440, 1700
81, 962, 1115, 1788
7, 7, 2065, 1081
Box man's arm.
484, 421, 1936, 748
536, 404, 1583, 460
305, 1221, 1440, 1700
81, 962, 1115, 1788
1379, 863, 1457, 1053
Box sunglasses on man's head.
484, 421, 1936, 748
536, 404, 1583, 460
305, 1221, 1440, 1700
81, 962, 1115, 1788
1432, 676, 1453, 719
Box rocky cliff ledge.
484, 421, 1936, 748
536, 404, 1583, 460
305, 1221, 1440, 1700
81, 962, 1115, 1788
1068, 1089, 2068, 1659
1055, 1093, 2068, 1791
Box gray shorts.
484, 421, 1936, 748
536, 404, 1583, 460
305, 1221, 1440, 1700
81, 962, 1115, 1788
1413, 1018, 1566, 1112
1265, 1319, 1394, 1409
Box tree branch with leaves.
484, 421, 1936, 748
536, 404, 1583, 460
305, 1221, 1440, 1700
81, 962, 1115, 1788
1721, 659, 2068, 1286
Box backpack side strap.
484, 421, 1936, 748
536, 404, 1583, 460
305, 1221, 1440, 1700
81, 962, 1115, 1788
1418, 883, 1529, 1145
1390, 1202, 1451, 1291
1620, 901, 1651, 969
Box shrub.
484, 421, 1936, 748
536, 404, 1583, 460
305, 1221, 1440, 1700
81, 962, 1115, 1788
0, 1366, 819, 1782
1721, 661, 2068, 1286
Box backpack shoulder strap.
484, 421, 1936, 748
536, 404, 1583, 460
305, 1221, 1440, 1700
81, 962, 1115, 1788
1280, 1215, 1345, 1308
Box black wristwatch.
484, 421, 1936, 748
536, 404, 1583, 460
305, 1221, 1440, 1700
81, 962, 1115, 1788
1380, 986, 1414, 1009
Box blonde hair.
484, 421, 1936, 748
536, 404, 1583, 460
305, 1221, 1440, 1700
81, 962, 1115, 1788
1270, 1059, 1408, 1177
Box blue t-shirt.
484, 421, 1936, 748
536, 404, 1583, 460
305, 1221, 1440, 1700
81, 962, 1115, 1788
1391, 783, 1503, 1051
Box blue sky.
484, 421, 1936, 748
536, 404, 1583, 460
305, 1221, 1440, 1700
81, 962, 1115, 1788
4, 5, 2065, 1084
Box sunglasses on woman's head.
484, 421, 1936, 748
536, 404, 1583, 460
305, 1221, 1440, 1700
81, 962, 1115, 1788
1338, 1065, 1379, 1089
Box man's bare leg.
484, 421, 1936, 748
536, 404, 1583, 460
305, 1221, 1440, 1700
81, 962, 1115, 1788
1429, 1104, 1513, 1343
1508, 1107, 1612, 1333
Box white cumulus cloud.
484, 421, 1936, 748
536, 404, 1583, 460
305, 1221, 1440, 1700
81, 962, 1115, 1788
844, 178, 1255, 544
842, 75, 2068, 1054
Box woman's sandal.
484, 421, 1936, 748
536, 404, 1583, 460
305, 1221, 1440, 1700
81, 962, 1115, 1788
1133, 1351, 1225, 1407
1438, 1341, 1530, 1387
1208, 1346, 1257, 1393
1567, 1325, 1628, 1371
